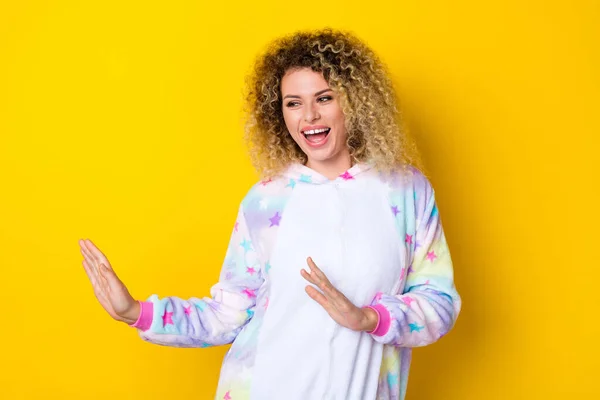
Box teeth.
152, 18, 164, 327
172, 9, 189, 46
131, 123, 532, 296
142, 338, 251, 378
303, 128, 330, 135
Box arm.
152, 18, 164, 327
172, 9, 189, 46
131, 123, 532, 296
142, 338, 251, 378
367, 172, 461, 347
132, 203, 264, 348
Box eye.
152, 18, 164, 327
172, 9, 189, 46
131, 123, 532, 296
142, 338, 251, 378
286, 101, 300, 108
317, 96, 333, 103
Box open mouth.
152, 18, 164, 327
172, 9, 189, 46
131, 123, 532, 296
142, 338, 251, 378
302, 127, 331, 144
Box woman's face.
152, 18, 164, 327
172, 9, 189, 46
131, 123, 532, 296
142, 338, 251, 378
281, 68, 349, 169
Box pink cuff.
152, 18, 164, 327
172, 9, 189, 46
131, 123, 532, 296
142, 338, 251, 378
129, 301, 153, 332
365, 303, 391, 337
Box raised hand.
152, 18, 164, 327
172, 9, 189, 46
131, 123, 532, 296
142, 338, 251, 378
79, 239, 140, 325
300, 257, 378, 332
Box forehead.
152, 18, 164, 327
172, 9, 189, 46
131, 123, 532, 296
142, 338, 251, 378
281, 68, 330, 95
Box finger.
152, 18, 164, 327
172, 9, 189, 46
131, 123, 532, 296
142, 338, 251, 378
79, 240, 96, 265
79, 239, 95, 259
101, 263, 129, 299
305, 285, 331, 310
300, 268, 319, 286
301, 268, 340, 305
307, 257, 331, 286
99, 263, 121, 293
80, 248, 99, 279
84, 239, 111, 269
82, 259, 99, 286
306, 258, 340, 297
306, 258, 349, 306
98, 265, 112, 291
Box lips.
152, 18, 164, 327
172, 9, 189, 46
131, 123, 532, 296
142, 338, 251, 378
301, 125, 330, 134
301, 127, 330, 147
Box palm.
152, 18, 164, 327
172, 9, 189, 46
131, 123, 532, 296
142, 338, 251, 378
79, 239, 138, 323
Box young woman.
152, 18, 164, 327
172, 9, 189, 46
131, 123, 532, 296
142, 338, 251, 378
79, 28, 461, 400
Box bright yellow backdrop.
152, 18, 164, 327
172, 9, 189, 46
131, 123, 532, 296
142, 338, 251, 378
1, 1, 598, 399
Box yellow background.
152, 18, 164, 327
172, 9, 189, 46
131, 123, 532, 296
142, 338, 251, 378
1, 1, 598, 399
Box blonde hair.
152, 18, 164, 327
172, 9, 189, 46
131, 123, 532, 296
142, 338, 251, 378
243, 28, 424, 179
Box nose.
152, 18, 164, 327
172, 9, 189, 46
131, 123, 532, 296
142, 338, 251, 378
303, 103, 320, 122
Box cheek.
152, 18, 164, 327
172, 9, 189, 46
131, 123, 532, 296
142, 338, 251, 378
281, 110, 294, 133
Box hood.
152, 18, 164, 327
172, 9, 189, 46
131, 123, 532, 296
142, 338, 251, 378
282, 162, 374, 186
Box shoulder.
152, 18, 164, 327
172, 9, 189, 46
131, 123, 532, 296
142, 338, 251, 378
376, 164, 434, 195
238, 174, 292, 215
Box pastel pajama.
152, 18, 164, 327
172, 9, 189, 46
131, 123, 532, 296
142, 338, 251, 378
130, 162, 461, 400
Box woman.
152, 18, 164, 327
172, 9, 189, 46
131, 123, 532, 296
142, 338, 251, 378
79, 28, 461, 400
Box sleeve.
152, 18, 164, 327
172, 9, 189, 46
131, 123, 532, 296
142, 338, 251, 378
367, 172, 461, 347
130, 202, 264, 348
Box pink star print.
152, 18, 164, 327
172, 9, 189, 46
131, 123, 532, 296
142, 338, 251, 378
162, 311, 174, 326
401, 296, 415, 306
260, 178, 272, 186
269, 212, 281, 227
374, 292, 383, 302
224, 391, 231, 400
243, 288, 256, 298
391, 205, 400, 216
340, 171, 354, 180
264, 296, 269, 309
426, 251, 437, 262
184, 306, 192, 315
405, 234, 413, 244
246, 267, 256, 275
234, 221, 239, 232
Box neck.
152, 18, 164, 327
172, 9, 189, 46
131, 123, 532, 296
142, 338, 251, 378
305, 153, 352, 180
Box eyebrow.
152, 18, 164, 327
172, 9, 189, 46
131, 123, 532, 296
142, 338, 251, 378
282, 88, 333, 100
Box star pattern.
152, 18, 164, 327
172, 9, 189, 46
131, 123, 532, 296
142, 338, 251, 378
161, 166, 456, 395
269, 212, 281, 227
240, 239, 252, 253
401, 296, 414, 306
426, 251, 437, 262
299, 174, 312, 183
387, 372, 399, 387
340, 171, 354, 180
259, 198, 269, 210
162, 311, 173, 326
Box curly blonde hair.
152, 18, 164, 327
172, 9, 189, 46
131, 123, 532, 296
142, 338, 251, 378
243, 28, 424, 179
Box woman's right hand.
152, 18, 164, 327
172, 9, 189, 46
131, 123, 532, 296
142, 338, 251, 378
79, 239, 141, 325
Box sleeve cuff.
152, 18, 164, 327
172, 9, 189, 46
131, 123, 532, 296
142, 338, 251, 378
129, 300, 153, 332
366, 303, 391, 337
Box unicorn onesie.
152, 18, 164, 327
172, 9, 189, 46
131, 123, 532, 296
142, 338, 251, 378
129, 162, 461, 400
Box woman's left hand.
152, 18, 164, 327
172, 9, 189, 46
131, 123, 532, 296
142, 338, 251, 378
301, 257, 379, 332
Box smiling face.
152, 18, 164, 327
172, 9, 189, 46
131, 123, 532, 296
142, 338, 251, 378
281, 68, 351, 176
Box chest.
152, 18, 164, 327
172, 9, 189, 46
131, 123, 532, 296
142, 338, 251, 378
264, 183, 407, 306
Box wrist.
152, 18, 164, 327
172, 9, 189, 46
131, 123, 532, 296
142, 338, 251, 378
120, 300, 141, 325
361, 306, 379, 332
